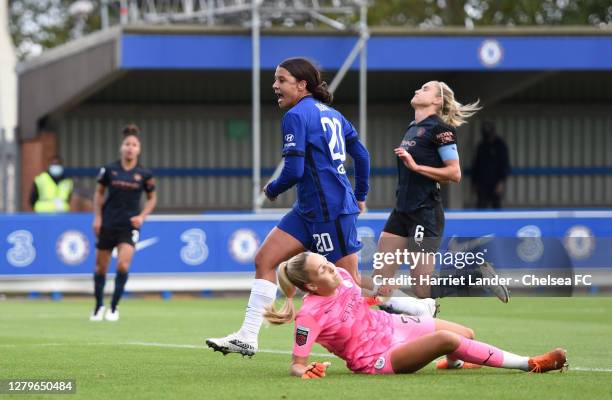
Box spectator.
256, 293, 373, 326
30, 155, 74, 212
471, 121, 511, 209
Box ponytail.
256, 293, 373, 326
437, 81, 481, 127
263, 252, 311, 325
279, 57, 333, 105
311, 81, 333, 105
264, 262, 296, 325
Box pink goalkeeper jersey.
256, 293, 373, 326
292, 268, 395, 373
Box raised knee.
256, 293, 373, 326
436, 330, 460, 352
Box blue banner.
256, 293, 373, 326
122, 34, 612, 71
1, 211, 611, 277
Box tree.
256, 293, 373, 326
9, 0, 102, 60
8, 0, 612, 60
368, 0, 612, 28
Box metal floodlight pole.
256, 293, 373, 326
359, 1, 368, 146
255, 0, 369, 210
252, 0, 262, 211
101, 0, 109, 29
120, 0, 129, 24
328, 34, 368, 94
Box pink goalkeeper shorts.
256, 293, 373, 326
369, 314, 436, 374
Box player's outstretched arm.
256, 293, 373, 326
291, 355, 330, 378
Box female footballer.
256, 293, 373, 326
89, 124, 156, 322
266, 252, 567, 377
208, 57, 436, 357
207, 57, 374, 356
371, 81, 509, 304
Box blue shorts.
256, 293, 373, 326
277, 210, 362, 263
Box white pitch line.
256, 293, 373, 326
571, 367, 612, 372
4, 342, 612, 372
126, 341, 336, 358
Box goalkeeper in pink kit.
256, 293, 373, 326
264, 252, 567, 377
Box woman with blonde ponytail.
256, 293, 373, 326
263, 256, 305, 325
372, 81, 508, 306
266, 252, 566, 378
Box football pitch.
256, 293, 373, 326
1, 297, 611, 399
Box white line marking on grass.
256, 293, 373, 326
5, 342, 612, 372
125, 341, 336, 358
572, 367, 612, 372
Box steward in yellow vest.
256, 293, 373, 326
30, 157, 74, 212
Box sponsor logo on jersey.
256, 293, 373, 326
436, 131, 455, 144
284, 134, 295, 142
296, 326, 310, 346
56, 230, 90, 265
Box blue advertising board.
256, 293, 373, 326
0, 211, 610, 277
121, 34, 612, 71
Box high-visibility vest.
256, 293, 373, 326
33, 172, 73, 213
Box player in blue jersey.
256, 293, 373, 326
207, 59, 436, 357
206, 57, 376, 356
371, 81, 509, 311
89, 124, 157, 322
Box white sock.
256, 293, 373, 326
502, 351, 529, 371
446, 356, 464, 368
383, 292, 428, 316
238, 279, 277, 342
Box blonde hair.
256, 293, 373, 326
263, 252, 311, 325
435, 81, 481, 127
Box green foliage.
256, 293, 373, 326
368, 0, 612, 27
9, 0, 102, 60
8, 1, 612, 60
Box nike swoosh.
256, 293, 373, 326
111, 237, 159, 258
135, 237, 159, 252
482, 349, 494, 364
448, 234, 495, 252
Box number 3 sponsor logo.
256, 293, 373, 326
6, 230, 36, 267
180, 228, 209, 266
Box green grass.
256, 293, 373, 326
1, 297, 611, 399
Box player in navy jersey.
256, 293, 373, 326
89, 124, 157, 322
371, 81, 509, 312
207, 57, 376, 356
